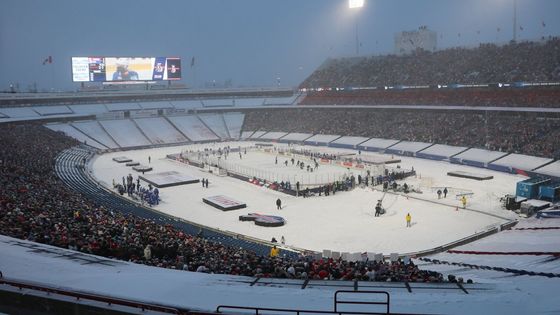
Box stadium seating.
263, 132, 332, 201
0, 123, 449, 283
300, 38, 560, 88
242, 108, 560, 159
299, 87, 560, 108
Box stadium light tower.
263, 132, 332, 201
349, 0, 364, 55
512, 0, 518, 42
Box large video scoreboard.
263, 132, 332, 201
71, 57, 181, 82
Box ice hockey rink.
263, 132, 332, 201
90, 141, 520, 255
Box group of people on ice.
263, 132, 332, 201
276, 156, 320, 173
115, 174, 160, 206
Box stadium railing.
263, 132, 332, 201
0, 276, 193, 315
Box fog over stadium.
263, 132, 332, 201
1, 0, 560, 91
1, 1, 560, 315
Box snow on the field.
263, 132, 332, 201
90, 142, 521, 255
98, 119, 152, 147
490, 153, 553, 171
72, 121, 119, 148
133, 117, 187, 144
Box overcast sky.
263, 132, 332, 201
1, 0, 559, 91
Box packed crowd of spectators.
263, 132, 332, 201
301, 38, 560, 88
242, 108, 560, 159
0, 123, 449, 283
299, 87, 560, 108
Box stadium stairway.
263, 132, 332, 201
54, 146, 297, 258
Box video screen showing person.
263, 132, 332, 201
105, 57, 153, 81
166, 58, 182, 80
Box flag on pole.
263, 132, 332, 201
42, 56, 52, 65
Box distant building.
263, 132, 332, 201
394, 26, 437, 55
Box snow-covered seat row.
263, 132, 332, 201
329, 136, 370, 149
33, 105, 73, 116
167, 115, 219, 142
0, 107, 40, 118
263, 95, 298, 105
72, 121, 120, 149
198, 113, 229, 138
260, 131, 288, 140
139, 101, 173, 109
451, 148, 509, 168
416, 144, 469, 161
45, 123, 107, 149
134, 117, 188, 144
489, 154, 554, 173
357, 138, 400, 152
279, 133, 313, 143
249, 131, 267, 139
386, 141, 433, 156
223, 112, 245, 139
241, 131, 255, 139
105, 102, 141, 111
304, 134, 341, 146
98, 120, 152, 147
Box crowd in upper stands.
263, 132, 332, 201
299, 87, 560, 108
243, 108, 560, 159
300, 38, 560, 88
0, 123, 449, 283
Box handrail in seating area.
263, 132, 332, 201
216, 289, 434, 315
0, 275, 191, 315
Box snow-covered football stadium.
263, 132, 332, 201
2, 1, 560, 314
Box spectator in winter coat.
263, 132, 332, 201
270, 246, 280, 257
144, 245, 152, 260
